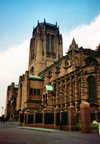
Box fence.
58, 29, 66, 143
98, 112, 100, 121
45, 112, 54, 124
57, 112, 68, 126
91, 112, 95, 122
36, 113, 42, 123
28, 114, 34, 124
20, 113, 24, 123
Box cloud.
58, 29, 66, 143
0, 40, 29, 116
63, 14, 100, 55
0, 41, 2, 44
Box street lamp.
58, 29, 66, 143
59, 92, 62, 130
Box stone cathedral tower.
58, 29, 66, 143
28, 19, 63, 76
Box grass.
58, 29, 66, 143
76, 122, 99, 130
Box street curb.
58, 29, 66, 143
15, 126, 59, 132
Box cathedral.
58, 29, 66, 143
5, 20, 100, 122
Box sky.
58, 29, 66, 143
0, 0, 100, 116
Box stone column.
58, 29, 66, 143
43, 109, 47, 126
60, 79, 63, 112
42, 94, 44, 107
54, 80, 59, 128
24, 111, 27, 126
74, 72, 79, 113
26, 112, 29, 125
25, 71, 29, 108
54, 108, 59, 128
52, 82, 55, 110
69, 75, 73, 106
64, 76, 68, 112
56, 80, 59, 109
47, 91, 53, 111
80, 101, 91, 133
19, 111, 22, 124
81, 70, 87, 101
96, 69, 100, 111
68, 106, 76, 131
34, 110, 37, 124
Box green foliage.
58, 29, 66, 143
76, 122, 81, 130
76, 122, 98, 130
91, 122, 98, 129
30, 113, 34, 115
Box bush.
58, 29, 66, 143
91, 122, 98, 129
76, 122, 98, 130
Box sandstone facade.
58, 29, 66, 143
5, 20, 100, 121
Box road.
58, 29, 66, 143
0, 122, 100, 144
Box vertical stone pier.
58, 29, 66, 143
43, 109, 47, 126
68, 106, 76, 131
80, 101, 91, 133
54, 108, 59, 128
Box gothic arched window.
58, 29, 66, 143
87, 76, 97, 99
51, 35, 54, 52
19, 84, 22, 108
30, 67, 34, 75
46, 34, 49, 52
86, 57, 98, 66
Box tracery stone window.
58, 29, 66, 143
73, 80, 75, 102
86, 57, 98, 66
87, 76, 97, 99
19, 84, 22, 108
30, 67, 34, 75
51, 35, 54, 52
78, 78, 81, 101
46, 34, 49, 52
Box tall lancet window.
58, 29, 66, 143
19, 84, 22, 108
51, 35, 54, 52
46, 34, 49, 51
87, 76, 97, 99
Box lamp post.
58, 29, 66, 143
59, 92, 62, 130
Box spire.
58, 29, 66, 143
44, 18, 46, 23
56, 22, 57, 27
71, 38, 76, 45
68, 38, 78, 52
38, 20, 39, 25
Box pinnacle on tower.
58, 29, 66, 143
68, 37, 78, 52
38, 20, 39, 25
44, 18, 46, 23
56, 22, 57, 27
71, 38, 76, 45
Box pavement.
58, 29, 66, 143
16, 126, 59, 132
0, 122, 100, 144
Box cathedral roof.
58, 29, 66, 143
45, 85, 53, 91
14, 85, 18, 89
29, 75, 43, 80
